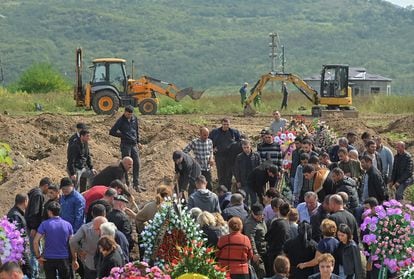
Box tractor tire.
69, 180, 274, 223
139, 98, 158, 115
92, 90, 120, 115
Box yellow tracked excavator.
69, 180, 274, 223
244, 64, 358, 117
74, 48, 204, 115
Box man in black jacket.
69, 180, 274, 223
7, 193, 32, 278
67, 129, 96, 192
173, 150, 202, 197
330, 168, 360, 213
25, 177, 51, 279
110, 105, 145, 192
209, 118, 241, 188
234, 140, 261, 204
328, 194, 359, 244
247, 164, 279, 205
360, 155, 387, 203
107, 195, 134, 252
91, 157, 133, 187
389, 141, 413, 201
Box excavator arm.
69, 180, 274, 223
244, 72, 320, 116
130, 76, 204, 101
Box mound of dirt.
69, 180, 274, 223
0, 113, 413, 215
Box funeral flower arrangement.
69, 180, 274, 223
104, 261, 171, 279
0, 216, 25, 264
141, 200, 204, 268
361, 200, 414, 274
167, 240, 228, 279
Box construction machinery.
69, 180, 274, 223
244, 64, 358, 117
74, 48, 204, 115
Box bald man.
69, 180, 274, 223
91, 157, 133, 187
70, 215, 107, 279
389, 141, 413, 200
183, 127, 214, 190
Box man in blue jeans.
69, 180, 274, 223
110, 105, 146, 192
33, 201, 73, 279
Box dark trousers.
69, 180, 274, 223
121, 143, 140, 186
202, 170, 213, 191
44, 258, 71, 279
84, 266, 97, 279
216, 156, 233, 188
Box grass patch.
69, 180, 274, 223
383, 131, 409, 142
1, 87, 413, 116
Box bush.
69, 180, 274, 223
9, 63, 70, 93
403, 184, 414, 204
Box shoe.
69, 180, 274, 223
138, 185, 147, 192
133, 185, 142, 193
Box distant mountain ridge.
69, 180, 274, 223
0, 0, 413, 93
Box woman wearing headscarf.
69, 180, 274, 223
283, 221, 318, 278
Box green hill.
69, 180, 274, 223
0, 0, 413, 94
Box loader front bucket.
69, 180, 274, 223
175, 87, 205, 101
243, 104, 257, 116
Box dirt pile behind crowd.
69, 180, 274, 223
0, 113, 413, 215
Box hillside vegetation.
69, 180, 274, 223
0, 0, 413, 94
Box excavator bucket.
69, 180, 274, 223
175, 87, 205, 101
243, 104, 257, 116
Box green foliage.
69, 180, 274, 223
403, 184, 414, 203
0, 87, 84, 113
0, 0, 413, 93
9, 63, 71, 93
0, 142, 13, 182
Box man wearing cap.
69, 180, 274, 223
110, 105, 146, 192
67, 129, 97, 192
107, 195, 134, 252
59, 177, 86, 233
183, 127, 214, 190
243, 203, 267, 278
173, 150, 201, 197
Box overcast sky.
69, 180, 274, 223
386, 0, 414, 6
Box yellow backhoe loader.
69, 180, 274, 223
244, 64, 358, 117
74, 48, 204, 115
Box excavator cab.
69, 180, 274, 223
319, 65, 353, 108
91, 59, 127, 94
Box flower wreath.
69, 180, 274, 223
141, 201, 204, 268
0, 216, 25, 264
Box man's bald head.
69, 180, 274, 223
93, 216, 108, 234
396, 141, 406, 154
200, 127, 209, 141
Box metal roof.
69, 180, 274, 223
92, 58, 126, 63
304, 67, 392, 82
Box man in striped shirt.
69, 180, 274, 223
184, 127, 214, 190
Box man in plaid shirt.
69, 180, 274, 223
184, 127, 214, 190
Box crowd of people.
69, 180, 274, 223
1, 107, 413, 279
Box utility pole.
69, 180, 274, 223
269, 32, 278, 73
281, 45, 285, 73
0, 58, 4, 87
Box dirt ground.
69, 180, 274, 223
0, 112, 413, 215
